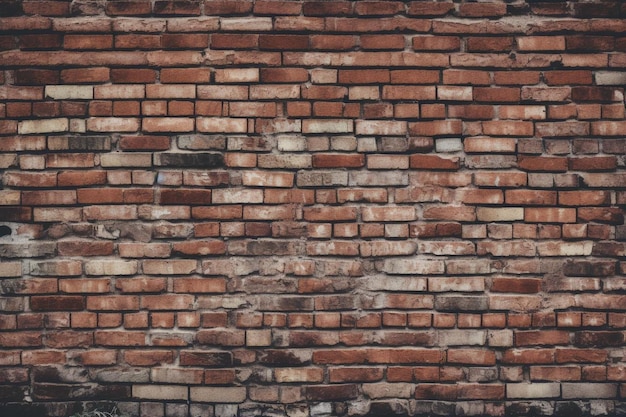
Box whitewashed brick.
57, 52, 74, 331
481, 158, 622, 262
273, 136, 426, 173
19, 118, 69, 134
133, 384, 188, 400
190, 386, 247, 403
507, 383, 560, 399
45, 85, 93, 100
303, 119, 353, 134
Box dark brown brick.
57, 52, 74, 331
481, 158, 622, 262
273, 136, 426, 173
31, 296, 85, 312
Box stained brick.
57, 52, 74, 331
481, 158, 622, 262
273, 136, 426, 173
2, 5, 626, 414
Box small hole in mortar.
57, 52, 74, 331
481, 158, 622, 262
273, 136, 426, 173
0, 225, 12, 237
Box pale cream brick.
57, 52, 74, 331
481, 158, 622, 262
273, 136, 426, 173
489, 295, 542, 311
133, 384, 188, 400
277, 135, 307, 152
258, 154, 312, 169
190, 386, 247, 403
197, 85, 248, 100
382, 259, 445, 275
349, 86, 379, 100
197, 117, 247, 133
100, 153, 152, 168
438, 330, 486, 346
499, 105, 546, 120
113, 18, 166, 32
143, 117, 194, 133
69, 119, 86, 133
428, 277, 484, 292
435, 137, 463, 152
87, 117, 140, 132
215, 68, 259, 83
303, 119, 353, 133
356, 120, 406, 136
85, 260, 138, 276
94, 85, 145, 99
487, 330, 513, 347
562, 383, 617, 399
34, 207, 83, 222
477, 207, 524, 222
143, 260, 198, 275
0, 154, 17, 169
0, 262, 22, 277
246, 330, 272, 347
274, 368, 325, 383
19, 118, 69, 134
0, 191, 20, 205
311, 68, 337, 84
151, 368, 203, 385
167, 17, 219, 32
536, 241, 593, 256
220, 17, 272, 31
364, 275, 427, 292
45, 85, 93, 100
507, 383, 560, 399
330, 136, 357, 151
438, 86, 473, 101
595, 71, 626, 85
250, 84, 300, 99
212, 189, 263, 204
19, 155, 45, 170
242, 171, 294, 188
363, 383, 413, 399
146, 84, 196, 99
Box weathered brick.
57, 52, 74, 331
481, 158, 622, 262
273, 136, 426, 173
1, 6, 625, 414
18, 118, 68, 134
507, 383, 560, 399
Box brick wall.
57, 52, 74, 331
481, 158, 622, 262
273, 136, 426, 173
1, 1, 626, 416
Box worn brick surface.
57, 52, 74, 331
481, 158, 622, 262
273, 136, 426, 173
0, 1, 625, 416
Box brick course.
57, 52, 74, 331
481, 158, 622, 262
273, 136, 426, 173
0, 1, 625, 416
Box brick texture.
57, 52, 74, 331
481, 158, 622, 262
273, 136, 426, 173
0, 1, 625, 417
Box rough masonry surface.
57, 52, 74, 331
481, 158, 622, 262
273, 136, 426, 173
0, 1, 625, 416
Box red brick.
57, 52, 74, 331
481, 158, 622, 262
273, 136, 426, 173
15, 69, 60, 86
64, 35, 113, 50
518, 156, 568, 172
259, 34, 309, 50
210, 33, 258, 49
443, 69, 490, 85
459, 2, 506, 17
111, 69, 157, 83
569, 156, 617, 171
312, 154, 364, 168
407, 2, 454, 16
383, 86, 436, 100
467, 37, 514, 52
413, 35, 459, 51
354, 1, 403, 16
260, 68, 309, 83
525, 208, 577, 224
253, 0, 301, 15
474, 87, 520, 103
19, 34, 63, 50
361, 35, 405, 50
409, 155, 460, 170
303, 1, 352, 16
154, 0, 201, 15
158, 189, 211, 205
339, 69, 389, 84
409, 120, 462, 136
559, 191, 611, 206
106, 1, 152, 15
517, 36, 565, 51
310, 35, 356, 50
172, 241, 226, 257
